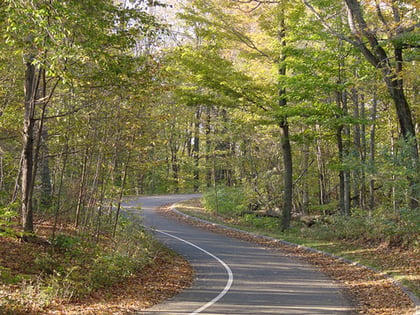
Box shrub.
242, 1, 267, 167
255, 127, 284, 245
50, 234, 82, 252
241, 214, 282, 232
0, 203, 18, 237
301, 210, 420, 249
203, 186, 252, 217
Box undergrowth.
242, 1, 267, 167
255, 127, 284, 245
202, 187, 420, 250
0, 213, 159, 314
182, 193, 419, 298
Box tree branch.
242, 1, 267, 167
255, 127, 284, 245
302, 0, 358, 47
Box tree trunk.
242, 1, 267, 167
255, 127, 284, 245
337, 89, 351, 216
280, 120, 293, 230
39, 133, 52, 208
52, 139, 69, 240
193, 107, 201, 192
359, 93, 367, 212
337, 125, 345, 214
33, 68, 52, 209
205, 106, 213, 187
170, 146, 179, 192
278, 12, 293, 231
75, 147, 89, 227
0, 149, 3, 192
352, 88, 361, 208
343, 0, 418, 208
113, 152, 131, 238
368, 93, 377, 215
21, 58, 38, 235
315, 125, 328, 205
301, 144, 310, 215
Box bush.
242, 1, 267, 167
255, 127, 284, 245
241, 214, 282, 232
0, 203, 18, 237
203, 186, 252, 217
301, 210, 420, 249
91, 254, 142, 289
30, 217, 156, 302
51, 234, 82, 252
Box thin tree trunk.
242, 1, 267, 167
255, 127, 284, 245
21, 57, 39, 235
0, 149, 3, 191
205, 106, 212, 187
368, 92, 377, 215
36, 69, 52, 209
83, 153, 102, 228
52, 138, 69, 240
39, 117, 52, 209
343, 92, 351, 216
11, 155, 23, 204
360, 93, 367, 212
113, 150, 131, 238
337, 124, 345, 214
352, 87, 361, 208
170, 146, 179, 192
278, 11, 293, 231
337, 89, 351, 216
193, 106, 201, 192
280, 121, 293, 230
315, 125, 327, 205
75, 147, 89, 227
301, 144, 310, 215
390, 122, 397, 212
95, 172, 107, 243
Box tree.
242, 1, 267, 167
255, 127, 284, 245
3, 0, 158, 235
303, 0, 419, 208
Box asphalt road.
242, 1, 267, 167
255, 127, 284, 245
122, 194, 354, 315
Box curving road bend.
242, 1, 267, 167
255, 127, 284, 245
122, 194, 355, 315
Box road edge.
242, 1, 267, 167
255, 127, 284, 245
170, 205, 420, 315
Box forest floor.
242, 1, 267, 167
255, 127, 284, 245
165, 199, 419, 315
0, 221, 193, 315
1, 201, 418, 315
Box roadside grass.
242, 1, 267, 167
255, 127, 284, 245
174, 198, 420, 299
0, 213, 190, 314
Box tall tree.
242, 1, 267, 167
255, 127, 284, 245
303, 0, 419, 207
276, 4, 293, 230
3, 0, 157, 235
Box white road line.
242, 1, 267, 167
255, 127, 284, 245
156, 229, 234, 315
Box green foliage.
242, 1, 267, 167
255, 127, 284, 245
241, 214, 282, 232
301, 211, 420, 249
50, 234, 82, 252
90, 253, 143, 289
203, 185, 253, 217
376, 137, 420, 208
0, 266, 29, 285
21, 217, 155, 303
0, 203, 18, 237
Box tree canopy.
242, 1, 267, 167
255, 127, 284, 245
0, 0, 418, 236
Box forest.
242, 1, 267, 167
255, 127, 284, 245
0, 0, 419, 313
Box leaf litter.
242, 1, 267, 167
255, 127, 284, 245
158, 203, 418, 315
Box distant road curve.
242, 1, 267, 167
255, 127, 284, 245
122, 194, 354, 315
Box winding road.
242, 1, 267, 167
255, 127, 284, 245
122, 194, 354, 315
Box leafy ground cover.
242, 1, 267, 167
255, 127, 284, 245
169, 198, 419, 315
0, 219, 193, 314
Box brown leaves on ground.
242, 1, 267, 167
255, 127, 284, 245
159, 205, 417, 315
45, 253, 193, 315
0, 222, 193, 315
293, 249, 414, 315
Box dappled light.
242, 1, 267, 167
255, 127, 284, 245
1, 0, 418, 313
163, 200, 417, 314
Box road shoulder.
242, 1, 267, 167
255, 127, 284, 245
159, 203, 419, 315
